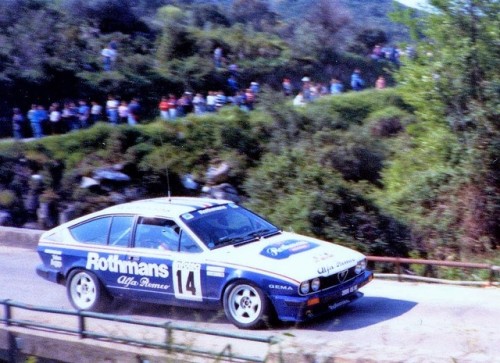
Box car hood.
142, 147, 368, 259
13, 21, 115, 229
207, 231, 364, 283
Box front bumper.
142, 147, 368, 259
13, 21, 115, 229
271, 270, 373, 322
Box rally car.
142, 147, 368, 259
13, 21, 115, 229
36, 197, 373, 329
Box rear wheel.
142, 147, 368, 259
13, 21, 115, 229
223, 282, 271, 329
67, 270, 110, 311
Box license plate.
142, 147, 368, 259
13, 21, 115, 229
342, 285, 357, 296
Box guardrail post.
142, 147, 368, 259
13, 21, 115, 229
77, 310, 85, 339
4, 300, 11, 326
164, 322, 172, 353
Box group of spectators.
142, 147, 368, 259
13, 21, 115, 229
291, 68, 387, 107
158, 81, 260, 121
8, 83, 260, 139
10, 96, 142, 140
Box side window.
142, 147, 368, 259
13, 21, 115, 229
134, 217, 180, 251
109, 216, 134, 247
70, 217, 111, 245
179, 231, 202, 253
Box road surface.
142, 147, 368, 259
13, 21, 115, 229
1, 246, 499, 362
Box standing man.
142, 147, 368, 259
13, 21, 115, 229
350, 68, 365, 91
106, 95, 119, 125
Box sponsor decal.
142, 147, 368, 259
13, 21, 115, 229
269, 284, 294, 291
312, 251, 335, 263
44, 249, 62, 255
50, 254, 62, 268
328, 299, 350, 311
86, 252, 169, 278
197, 206, 227, 215
261, 239, 319, 260
117, 276, 170, 290
181, 213, 194, 220
317, 258, 356, 276
207, 265, 225, 277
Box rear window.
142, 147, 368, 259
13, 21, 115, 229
70, 217, 111, 245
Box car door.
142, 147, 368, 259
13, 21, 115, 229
127, 216, 206, 305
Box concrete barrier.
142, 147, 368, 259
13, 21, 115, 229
0, 226, 42, 249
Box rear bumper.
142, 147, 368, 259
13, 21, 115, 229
271, 270, 373, 322
36, 264, 63, 284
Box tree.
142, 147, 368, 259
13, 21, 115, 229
385, 0, 500, 255
291, 0, 350, 62
231, 0, 278, 32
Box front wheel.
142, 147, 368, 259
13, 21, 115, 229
223, 282, 272, 329
67, 269, 110, 311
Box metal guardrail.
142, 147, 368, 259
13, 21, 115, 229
367, 256, 499, 286
0, 299, 280, 363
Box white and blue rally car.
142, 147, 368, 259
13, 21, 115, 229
36, 197, 373, 329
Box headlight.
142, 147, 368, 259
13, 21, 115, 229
355, 259, 367, 274
300, 281, 310, 294
311, 278, 320, 292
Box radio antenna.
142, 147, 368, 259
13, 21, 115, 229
160, 134, 172, 202
166, 166, 171, 201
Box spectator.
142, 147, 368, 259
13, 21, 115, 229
375, 76, 386, 90
215, 91, 227, 110
106, 95, 119, 125
244, 88, 255, 111
61, 102, 76, 132
12, 108, 24, 140
388, 46, 400, 67
90, 101, 102, 123
128, 98, 141, 125
167, 94, 178, 120
101, 43, 117, 71
227, 75, 239, 95
370, 45, 384, 61
206, 91, 217, 112
293, 92, 306, 107
214, 46, 223, 68
250, 82, 260, 94
350, 68, 365, 91
159, 96, 169, 120
192, 93, 206, 115
49, 103, 62, 134
118, 100, 129, 124
31, 105, 47, 139
78, 100, 90, 129
301, 76, 312, 102
177, 92, 193, 116
282, 78, 292, 96
330, 78, 344, 94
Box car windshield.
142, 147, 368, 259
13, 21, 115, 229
180, 203, 280, 250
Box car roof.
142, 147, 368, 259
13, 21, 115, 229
99, 197, 230, 217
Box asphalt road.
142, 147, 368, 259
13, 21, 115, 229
1, 246, 499, 363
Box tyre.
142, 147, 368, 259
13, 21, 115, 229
223, 281, 272, 329
67, 269, 110, 311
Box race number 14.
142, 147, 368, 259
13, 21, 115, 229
173, 261, 202, 301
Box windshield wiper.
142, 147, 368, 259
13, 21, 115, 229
216, 236, 245, 246
233, 228, 281, 247
247, 228, 281, 239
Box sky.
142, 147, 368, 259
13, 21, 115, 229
393, 0, 433, 10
